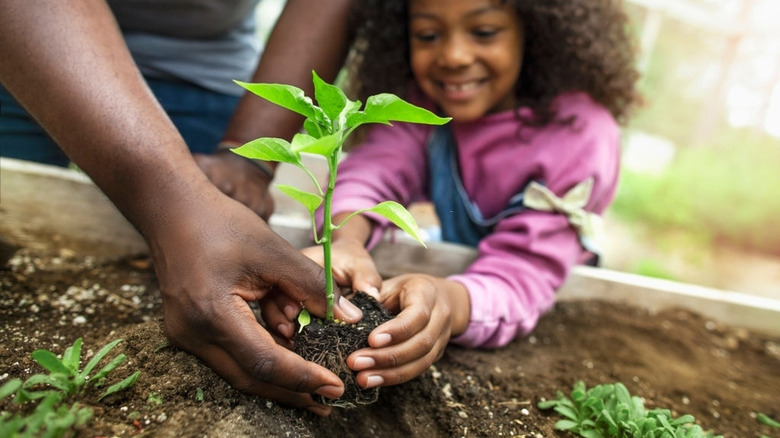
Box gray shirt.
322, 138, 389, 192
109, 0, 262, 96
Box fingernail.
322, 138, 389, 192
337, 296, 362, 321
365, 286, 380, 299
364, 375, 384, 389
284, 304, 298, 320
315, 384, 343, 400
373, 333, 392, 347
307, 405, 332, 417
277, 323, 293, 339
352, 356, 375, 370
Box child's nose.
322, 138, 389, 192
437, 35, 473, 68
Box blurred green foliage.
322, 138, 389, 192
611, 5, 780, 265
612, 128, 780, 255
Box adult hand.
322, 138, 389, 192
194, 150, 275, 221
0, 0, 360, 417
346, 274, 470, 389
262, 237, 382, 340
152, 187, 364, 416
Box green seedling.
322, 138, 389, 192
147, 392, 163, 406
538, 381, 723, 438
758, 412, 780, 428
233, 71, 450, 322
15, 338, 140, 403
0, 338, 140, 438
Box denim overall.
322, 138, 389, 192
426, 124, 599, 266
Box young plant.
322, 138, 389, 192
538, 381, 723, 438
232, 71, 450, 321
15, 338, 140, 403
0, 338, 140, 437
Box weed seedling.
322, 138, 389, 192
0, 338, 140, 438
538, 381, 723, 438
232, 71, 450, 322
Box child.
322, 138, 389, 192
286, 0, 640, 390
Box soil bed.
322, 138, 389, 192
1, 248, 778, 437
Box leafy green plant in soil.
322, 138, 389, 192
231, 72, 449, 408
0, 338, 140, 437
538, 381, 722, 438
758, 412, 780, 438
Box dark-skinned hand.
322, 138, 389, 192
149, 186, 363, 416
195, 149, 275, 221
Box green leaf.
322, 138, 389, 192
31, 350, 69, 375
147, 391, 163, 406
0, 379, 21, 399
538, 399, 561, 409
303, 118, 327, 138
232, 138, 302, 166
90, 354, 128, 386
99, 371, 140, 401
580, 429, 608, 438
61, 338, 83, 375
554, 404, 579, 421
22, 374, 70, 393
276, 185, 323, 214
234, 80, 322, 122
291, 132, 342, 157
553, 419, 580, 430
312, 71, 347, 128
358, 201, 427, 247
347, 93, 450, 129
79, 338, 123, 381
670, 414, 695, 426
297, 309, 311, 333
758, 413, 780, 428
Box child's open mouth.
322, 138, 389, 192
438, 78, 486, 101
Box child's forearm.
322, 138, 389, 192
332, 212, 374, 246
438, 278, 471, 337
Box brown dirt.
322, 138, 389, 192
1, 247, 779, 438
294, 291, 393, 409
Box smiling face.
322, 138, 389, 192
408, 0, 523, 122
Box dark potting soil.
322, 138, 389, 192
1, 248, 779, 437
294, 291, 393, 408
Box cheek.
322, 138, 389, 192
494, 45, 522, 86
410, 49, 432, 81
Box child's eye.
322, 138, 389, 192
473, 28, 500, 39
413, 32, 439, 43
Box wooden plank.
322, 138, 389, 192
0, 158, 146, 257
3, 158, 779, 336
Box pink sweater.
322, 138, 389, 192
331, 92, 621, 348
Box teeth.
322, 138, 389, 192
443, 81, 479, 92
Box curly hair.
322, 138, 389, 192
346, 0, 641, 127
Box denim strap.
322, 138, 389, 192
426, 124, 528, 247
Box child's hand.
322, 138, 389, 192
346, 274, 471, 388
300, 237, 382, 298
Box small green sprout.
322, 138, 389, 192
146, 392, 163, 406
0, 338, 140, 438
538, 381, 723, 438
233, 71, 450, 322
758, 412, 780, 428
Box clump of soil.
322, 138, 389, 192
294, 291, 392, 408
1, 247, 779, 437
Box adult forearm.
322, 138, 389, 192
222, 0, 356, 147
0, 0, 212, 239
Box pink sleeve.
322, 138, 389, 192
322, 122, 430, 248
450, 109, 621, 349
